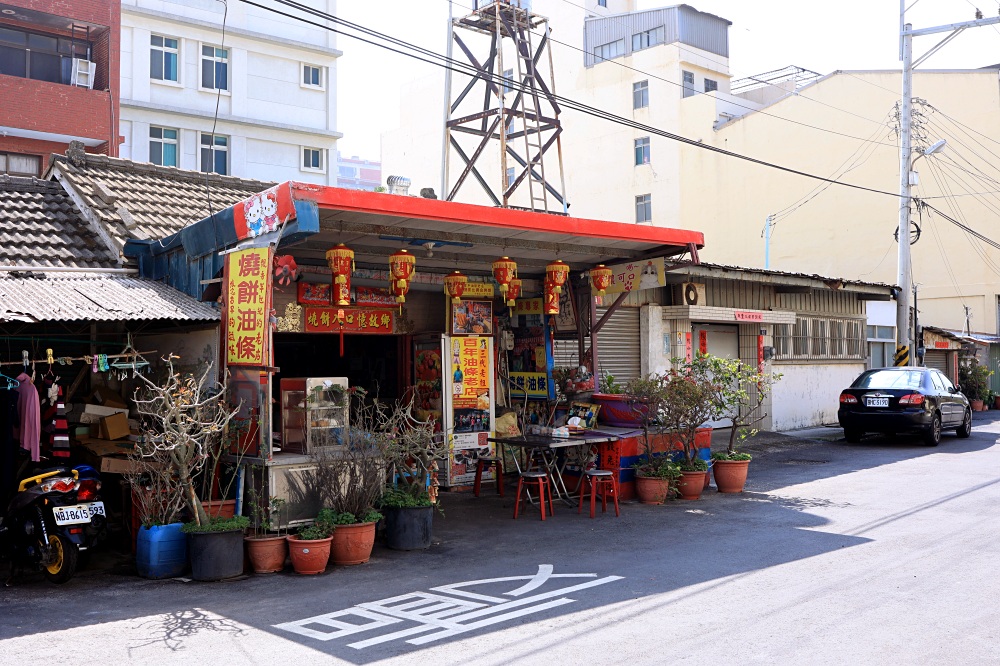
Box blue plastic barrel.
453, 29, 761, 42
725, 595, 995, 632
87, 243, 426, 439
136, 523, 188, 579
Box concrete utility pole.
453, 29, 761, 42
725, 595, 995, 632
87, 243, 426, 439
895, 3, 1000, 366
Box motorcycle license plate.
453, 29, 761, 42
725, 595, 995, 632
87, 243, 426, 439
53, 502, 105, 526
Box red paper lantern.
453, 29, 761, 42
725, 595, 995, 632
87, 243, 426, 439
506, 278, 522, 307
443, 270, 468, 305
545, 259, 570, 294
492, 256, 517, 300
326, 244, 354, 306
543, 280, 559, 315
589, 264, 613, 298
388, 249, 416, 304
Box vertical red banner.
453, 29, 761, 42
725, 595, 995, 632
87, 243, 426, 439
698, 330, 708, 354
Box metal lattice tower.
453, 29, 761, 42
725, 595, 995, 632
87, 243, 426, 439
443, 1, 568, 214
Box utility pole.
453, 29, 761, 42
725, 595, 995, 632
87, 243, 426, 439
895, 3, 1000, 367
764, 214, 773, 270
440, 0, 454, 199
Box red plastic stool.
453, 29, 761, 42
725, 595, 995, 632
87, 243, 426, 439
577, 469, 620, 518
514, 471, 555, 520
473, 456, 504, 497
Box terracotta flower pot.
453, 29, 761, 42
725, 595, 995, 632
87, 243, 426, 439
635, 475, 671, 505
286, 534, 332, 575
245, 534, 287, 574
994, 395, 1000, 410
676, 470, 705, 500
713, 459, 751, 494
330, 521, 377, 566
971, 399, 985, 412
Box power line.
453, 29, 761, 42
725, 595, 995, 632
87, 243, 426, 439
242, 0, 904, 200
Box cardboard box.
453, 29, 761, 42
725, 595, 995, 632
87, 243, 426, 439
82, 404, 129, 419
99, 412, 130, 441
100, 456, 138, 475
92, 386, 127, 409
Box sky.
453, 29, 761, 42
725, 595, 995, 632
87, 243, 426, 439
334, 0, 1000, 158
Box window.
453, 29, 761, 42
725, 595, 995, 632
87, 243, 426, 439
302, 64, 322, 88
775, 317, 865, 361
593, 39, 624, 62
149, 127, 178, 167
635, 194, 651, 224
631, 26, 665, 51
0, 26, 90, 85
634, 137, 650, 165
866, 325, 896, 369
503, 68, 514, 94
199, 133, 228, 175
201, 44, 229, 91
150, 35, 179, 82
506, 166, 515, 188
704, 78, 718, 93
302, 147, 324, 171
682, 70, 695, 98
0, 152, 41, 177
338, 165, 358, 180
632, 80, 649, 109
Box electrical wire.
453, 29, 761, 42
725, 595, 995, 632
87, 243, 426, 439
241, 0, 904, 200
203, 0, 230, 221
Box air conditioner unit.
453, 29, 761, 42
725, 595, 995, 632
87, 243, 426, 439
682, 282, 706, 306
71, 58, 95, 89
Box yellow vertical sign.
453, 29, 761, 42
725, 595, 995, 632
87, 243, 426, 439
226, 248, 271, 366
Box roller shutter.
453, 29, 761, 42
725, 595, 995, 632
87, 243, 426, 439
924, 350, 948, 374
595, 306, 641, 383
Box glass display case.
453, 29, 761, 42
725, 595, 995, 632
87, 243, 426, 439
280, 377, 349, 453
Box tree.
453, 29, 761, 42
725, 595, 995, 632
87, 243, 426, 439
132, 356, 240, 527
655, 357, 719, 469
700, 355, 782, 454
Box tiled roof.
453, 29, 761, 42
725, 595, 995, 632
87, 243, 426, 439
0, 176, 119, 269
48, 153, 275, 247
0, 275, 221, 323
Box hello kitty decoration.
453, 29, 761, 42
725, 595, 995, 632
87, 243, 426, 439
234, 184, 294, 240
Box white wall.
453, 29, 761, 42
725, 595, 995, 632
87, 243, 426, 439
120, 0, 340, 184
771, 363, 865, 430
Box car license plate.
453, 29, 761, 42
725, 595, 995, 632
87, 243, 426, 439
866, 397, 889, 408
53, 502, 105, 526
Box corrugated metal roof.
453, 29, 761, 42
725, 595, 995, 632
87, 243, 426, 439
0, 276, 220, 323
0, 175, 119, 269
693, 262, 896, 291
48, 152, 274, 248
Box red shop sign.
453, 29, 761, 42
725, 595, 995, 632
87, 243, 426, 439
734, 311, 764, 322
304, 307, 395, 334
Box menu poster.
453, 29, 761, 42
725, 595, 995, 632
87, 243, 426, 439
451, 300, 493, 336
443, 335, 495, 486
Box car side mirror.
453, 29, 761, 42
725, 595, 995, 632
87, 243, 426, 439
951, 386, 960, 394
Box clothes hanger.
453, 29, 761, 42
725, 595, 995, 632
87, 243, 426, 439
0, 370, 19, 390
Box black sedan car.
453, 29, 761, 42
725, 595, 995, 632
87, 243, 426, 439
838, 366, 972, 446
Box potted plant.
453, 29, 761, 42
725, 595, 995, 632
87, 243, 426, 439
959, 358, 992, 411
133, 356, 245, 581
654, 357, 719, 500
378, 397, 449, 549
125, 443, 188, 579
286, 509, 335, 575
593, 372, 649, 427
702, 356, 782, 494
243, 465, 288, 574
621, 374, 679, 504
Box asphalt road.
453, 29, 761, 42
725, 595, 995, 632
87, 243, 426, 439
3, 413, 1000, 665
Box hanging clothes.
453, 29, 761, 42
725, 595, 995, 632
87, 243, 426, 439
0, 388, 17, 499
14, 372, 40, 462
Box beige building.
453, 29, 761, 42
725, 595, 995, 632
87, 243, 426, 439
384, 2, 1000, 361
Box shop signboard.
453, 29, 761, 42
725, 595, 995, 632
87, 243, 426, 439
601, 257, 665, 296
509, 372, 549, 398
442, 335, 494, 486
514, 298, 544, 316
303, 307, 395, 334
225, 247, 271, 367
463, 282, 495, 299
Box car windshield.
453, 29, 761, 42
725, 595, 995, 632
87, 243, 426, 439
853, 370, 924, 390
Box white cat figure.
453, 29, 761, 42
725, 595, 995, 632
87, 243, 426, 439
261, 189, 280, 232
243, 193, 265, 237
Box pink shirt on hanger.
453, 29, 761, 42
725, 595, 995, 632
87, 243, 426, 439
14, 373, 40, 462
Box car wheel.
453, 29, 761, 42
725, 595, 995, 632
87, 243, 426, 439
923, 414, 941, 447
956, 409, 972, 438
844, 429, 863, 443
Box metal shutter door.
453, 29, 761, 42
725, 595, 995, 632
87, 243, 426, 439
596, 306, 641, 383
924, 350, 948, 373
552, 338, 579, 369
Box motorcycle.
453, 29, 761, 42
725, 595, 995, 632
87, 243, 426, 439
0, 459, 105, 584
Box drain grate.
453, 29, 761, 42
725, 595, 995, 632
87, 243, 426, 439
783, 459, 830, 465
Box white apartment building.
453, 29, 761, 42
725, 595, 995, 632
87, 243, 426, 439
119, 0, 341, 185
